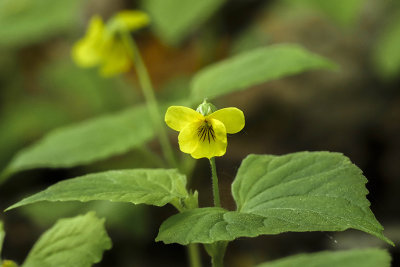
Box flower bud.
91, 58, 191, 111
196, 99, 217, 116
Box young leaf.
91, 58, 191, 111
255, 249, 391, 267
22, 212, 111, 267
7, 169, 188, 211
142, 0, 225, 45
157, 152, 393, 245
1, 105, 154, 184
191, 44, 338, 101
232, 152, 393, 245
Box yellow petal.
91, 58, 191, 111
99, 39, 131, 77
165, 106, 203, 131
113, 10, 150, 32
72, 16, 104, 67
207, 107, 245, 134
178, 121, 202, 154
191, 119, 227, 159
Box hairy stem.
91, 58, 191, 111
209, 158, 221, 207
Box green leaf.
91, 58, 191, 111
0, 221, 4, 256
142, 0, 225, 45
157, 152, 393, 245
0, 0, 81, 47
232, 152, 392, 245
255, 249, 391, 267
22, 212, 111, 267
7, 169, 188, 211
1, 105, 155, 183
191, 44, 338, 101
372, 8, 400, 80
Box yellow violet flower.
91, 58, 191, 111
165, 101, 245, 159
72, 10, 149, 77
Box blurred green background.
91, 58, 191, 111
0, 0, 399, 266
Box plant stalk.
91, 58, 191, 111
122, 31, 202, 267
209, 158, 221, 207
122, 32, 178, 168
188, 243, 202, 267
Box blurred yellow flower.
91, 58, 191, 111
165, 103, 245, 159
1, 260, 18, 267
72, 10, 149, 77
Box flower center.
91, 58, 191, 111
197, 120, 215, 143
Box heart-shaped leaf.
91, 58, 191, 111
157, 152, 393, 245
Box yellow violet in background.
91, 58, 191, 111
165, 101, 245, 159
1, 260, 18, 267
72, 10, 149, 77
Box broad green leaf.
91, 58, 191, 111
22, 212, 111, 267
7, 169, 188, 211
191, 44, 338, 101
1, 105, 154, 183
372, 8, 400, 80
255, 249, 391, 267
0, 0, 81, 47
233, 152, 393, 245
157, 152, 393, 245
141, 0, 225, 45
0, 221, 4, 255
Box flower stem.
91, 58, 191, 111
121, 32, 177, 168
209, 158, 221, 207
